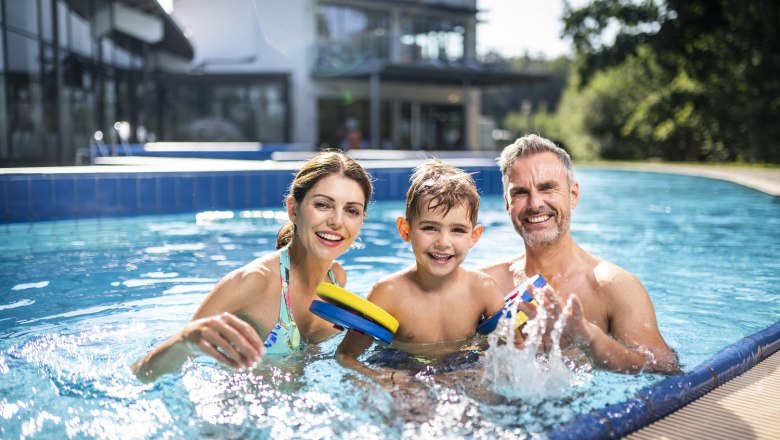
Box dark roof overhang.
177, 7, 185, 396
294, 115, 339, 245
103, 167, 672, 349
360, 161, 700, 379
313, 59, 548, 86
67, 0, 194, 60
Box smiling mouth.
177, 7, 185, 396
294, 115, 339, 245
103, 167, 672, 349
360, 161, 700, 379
428, 252, 454, 263
526, 214, 551, 224
316, 232, 343, 243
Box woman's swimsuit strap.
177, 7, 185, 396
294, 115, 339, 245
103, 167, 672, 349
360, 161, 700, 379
262, 247, 339, 355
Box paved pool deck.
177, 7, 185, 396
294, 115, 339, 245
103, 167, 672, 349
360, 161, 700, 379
582, 162, 780, 197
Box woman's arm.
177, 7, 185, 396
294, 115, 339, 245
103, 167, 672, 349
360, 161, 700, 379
132, 264, 272, 382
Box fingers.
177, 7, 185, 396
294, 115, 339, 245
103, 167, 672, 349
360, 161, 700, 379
516, 301, 537, 320
569, 294, 584, 321
185, 313, 265, 369
194, 328, 247, 370
220, 312, 266, 356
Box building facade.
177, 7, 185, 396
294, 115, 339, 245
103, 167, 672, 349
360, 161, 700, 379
1, 0, 541, 166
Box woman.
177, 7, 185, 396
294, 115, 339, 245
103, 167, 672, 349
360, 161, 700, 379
132, 151, 373, 382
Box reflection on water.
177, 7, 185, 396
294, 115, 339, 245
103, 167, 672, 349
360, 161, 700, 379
1, 170, 779, 438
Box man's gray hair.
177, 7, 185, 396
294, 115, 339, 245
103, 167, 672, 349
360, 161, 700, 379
498, 134, 575, 190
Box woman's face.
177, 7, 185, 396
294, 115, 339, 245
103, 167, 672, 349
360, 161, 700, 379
288, 174, 366, 261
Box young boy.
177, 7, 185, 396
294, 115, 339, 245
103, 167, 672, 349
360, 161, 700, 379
336, 159, 506, 372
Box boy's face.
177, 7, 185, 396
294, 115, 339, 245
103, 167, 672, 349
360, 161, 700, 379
397, 201, 483, 278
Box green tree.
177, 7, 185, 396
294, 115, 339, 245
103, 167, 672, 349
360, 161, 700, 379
561, 0, 780, 162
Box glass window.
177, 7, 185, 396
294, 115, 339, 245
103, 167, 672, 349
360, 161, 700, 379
0, 78, 7, 160
317, 98, 390, 150
58, 1, 69, 49
6, 32, 41, 75
6, 0, 39, 36
0, 30, 4, 70
316, 5, 389, 70
158, 76, 288, 143
70, 9, 93, 56
8, 79, 45, 161
40, 0, 54, 42
400, 16, 465, 63
420, 104, 463, 150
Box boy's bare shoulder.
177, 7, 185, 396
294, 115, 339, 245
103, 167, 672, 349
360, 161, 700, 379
367, 268, 416, 303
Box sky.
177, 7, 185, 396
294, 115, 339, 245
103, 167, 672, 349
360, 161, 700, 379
476, 0, 580, 59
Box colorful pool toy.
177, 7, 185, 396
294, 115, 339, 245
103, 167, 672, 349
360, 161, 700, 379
476, 274, 547, 335
309, 282, 399, 343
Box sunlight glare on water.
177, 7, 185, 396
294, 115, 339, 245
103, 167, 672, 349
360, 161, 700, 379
1, 170, 779, 439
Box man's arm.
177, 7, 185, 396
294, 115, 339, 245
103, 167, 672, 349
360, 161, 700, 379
545, 268, 680, 374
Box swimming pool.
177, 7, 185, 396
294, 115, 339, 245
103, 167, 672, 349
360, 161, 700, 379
1, 169, 779, 438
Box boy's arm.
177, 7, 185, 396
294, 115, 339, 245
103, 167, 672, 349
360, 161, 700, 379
476, 272, 506, 319
335, 280, 397, 378
335, 330, 377, 377
474, 271, 526, 345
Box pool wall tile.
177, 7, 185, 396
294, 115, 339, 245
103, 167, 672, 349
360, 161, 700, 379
5, 176, 31, 222
136, 175, 158, 214
52, 175, 77, 220
74, 176, 98, 218
95, 176, 119, 217
0, 164, 504, 223
177, 176, 196, 213
158, 175, 179, 214
115, 176, 138, 216
213, 174, 232, 210
232, 173, 250, 209
30, 176, 55, 221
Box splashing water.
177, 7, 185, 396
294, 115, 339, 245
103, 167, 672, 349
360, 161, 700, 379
481, 293, 583, 403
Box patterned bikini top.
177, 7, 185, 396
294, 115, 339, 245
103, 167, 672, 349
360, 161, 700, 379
262, 247, 338, 355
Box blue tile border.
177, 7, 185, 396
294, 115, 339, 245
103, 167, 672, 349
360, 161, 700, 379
548, 320, 780, 439
0, 166, 505, 223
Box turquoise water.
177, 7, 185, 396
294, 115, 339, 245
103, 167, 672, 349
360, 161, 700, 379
1, 169, 779, 438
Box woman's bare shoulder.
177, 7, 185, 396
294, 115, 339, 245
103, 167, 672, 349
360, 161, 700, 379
329, 260, 347, 286
214, 253, 280, 299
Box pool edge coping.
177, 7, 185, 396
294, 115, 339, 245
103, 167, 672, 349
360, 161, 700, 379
548, 321, 780, 439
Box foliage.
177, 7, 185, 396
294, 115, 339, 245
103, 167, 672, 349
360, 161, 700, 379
557, 0, 780, 162
481, 55, 572, 142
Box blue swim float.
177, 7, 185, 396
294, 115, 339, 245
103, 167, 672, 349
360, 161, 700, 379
309, 300, 394, 344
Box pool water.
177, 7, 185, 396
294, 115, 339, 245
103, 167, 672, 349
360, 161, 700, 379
1, 169, 779, 439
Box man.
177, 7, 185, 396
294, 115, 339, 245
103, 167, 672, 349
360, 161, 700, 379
478, 134, 680, 373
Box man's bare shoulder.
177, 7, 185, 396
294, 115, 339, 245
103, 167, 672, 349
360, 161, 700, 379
477, 254, 525, 273
592, 259, 643, 292
475, 254, 525, 292
463, 267, 500, 289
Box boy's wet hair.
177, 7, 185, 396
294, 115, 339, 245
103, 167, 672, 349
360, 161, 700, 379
405, 159, 480, 225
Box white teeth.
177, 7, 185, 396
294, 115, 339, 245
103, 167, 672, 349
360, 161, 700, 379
317, 232, 342, 241
527, 215, 550, 224
429, 252, 452, 260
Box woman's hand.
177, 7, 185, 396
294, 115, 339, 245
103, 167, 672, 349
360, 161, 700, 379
181, 312, 266, 369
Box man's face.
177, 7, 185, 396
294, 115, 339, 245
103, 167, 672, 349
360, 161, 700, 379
504, 152, 579, 247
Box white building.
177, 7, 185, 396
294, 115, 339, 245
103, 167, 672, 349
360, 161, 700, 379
160, 0, 541, 151
0, 0, 542, 166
